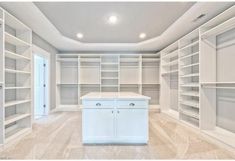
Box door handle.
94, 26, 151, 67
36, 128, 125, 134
96, 103, 101, 106
129, 103, 135, 106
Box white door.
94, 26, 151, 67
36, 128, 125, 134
116, 108, 148, 141
82, 109, 114, 143
34, 55, 48, 119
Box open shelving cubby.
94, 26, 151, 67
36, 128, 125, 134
160, 42, 179, 118
179, 29, 200, 128
142, 53, 160, 110
120, 55, 141, 93
79, 55, 101, 105
101, 55, 119, 92
2, 9, 32, 143
56, 54, 79, 110
200, 5, 235, 148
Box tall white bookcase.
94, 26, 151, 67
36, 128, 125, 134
160, 5, 235, 148
56, 53, 160, 111
160, 42, 179, 119
179, 29, 200, 128
0, 8, 32, 144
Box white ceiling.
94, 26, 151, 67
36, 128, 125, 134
34, 2, 194, 43
0, 2, 234, 52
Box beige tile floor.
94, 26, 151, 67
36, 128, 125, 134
0, 111, 235, 159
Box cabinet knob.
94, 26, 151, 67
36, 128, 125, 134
129, 103, 135, 106
112, 110, 114, 113
117, 110, 120, 113
96, 103, 101, 106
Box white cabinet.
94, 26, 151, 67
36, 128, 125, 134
82, 108, 114, 143
81, 92, 150, 144
116, 108, 148, 142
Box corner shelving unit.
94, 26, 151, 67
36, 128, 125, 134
160, 42, 179, 118
179, 29, 200, 128
200, 5, 235, 148
1, 9, 32, 144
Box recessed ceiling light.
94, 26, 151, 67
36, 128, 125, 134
139, 33, 146, 39
108, 15, 118, 25
76, 33, 83, 39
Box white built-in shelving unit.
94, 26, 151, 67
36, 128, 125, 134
0, 7, 32, 144
142, 54, 160, 109
56, 53, 160, 111
160, 5, 235, 148
101, 55, 119, 92
179, 29, 200, 128
199, 5, 235, 148
160, 42, 179, 119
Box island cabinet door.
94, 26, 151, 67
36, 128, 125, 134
116, 108, 148, 143
82, 109, 115, 143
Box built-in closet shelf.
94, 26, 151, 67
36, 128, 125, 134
5, 127, 30, 142
101, 63, 119, 65
180, 52, 199, 60
5, 68, 30, 74
142, 83, 160, 85
179, 41, 199, 51
5, 87, 31, 90
80, 58, 100, 63
56, 83, 79, 85
101, 70, 118, 72
5, 32, 31, 47
57, 58, 78, 62
142, 58, 160, 62
120, 59, 139, 63
180, 83, 199, 87
5, 99, 31, 107
162, 59, 178, 67
201, 82, 235, 84
162, 50, 178, 59
181, 91, 199, 97
180, 108, 199, 119
5, 50, 30, 60
181, 63, 199, 69
101, 77, 118, 80
101, 85, 119, 87
161, 70, 178, 76
201, 82, 235, 89
201, 16, 235, 39
180, 100, 199, 108
180, 73, 199, 78
5, 113, 31, 126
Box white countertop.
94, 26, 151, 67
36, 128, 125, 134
81, 92, 151, 100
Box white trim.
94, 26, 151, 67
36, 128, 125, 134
32, 45, 51, 121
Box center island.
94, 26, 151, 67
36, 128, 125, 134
81, 92, 150, 144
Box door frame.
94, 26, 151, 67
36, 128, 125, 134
32, 45, 51, 121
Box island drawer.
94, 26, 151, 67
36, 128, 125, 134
117, 100, 148, 107
83, 100, 114, 107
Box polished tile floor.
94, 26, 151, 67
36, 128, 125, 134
0, 111, 235, 159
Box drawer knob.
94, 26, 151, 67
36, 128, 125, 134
129, 103, 135, 106
96, 103, 101, 106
